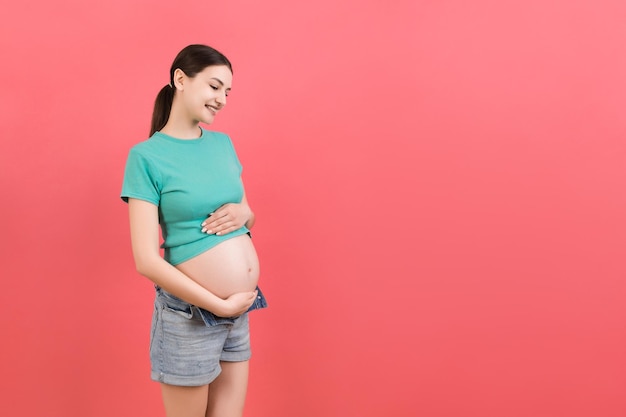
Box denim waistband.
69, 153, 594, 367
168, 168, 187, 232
155, 285, 268, 327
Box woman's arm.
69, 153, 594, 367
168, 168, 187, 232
128, 198, 256, 317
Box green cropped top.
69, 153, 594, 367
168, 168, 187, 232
121, 128, 249, 265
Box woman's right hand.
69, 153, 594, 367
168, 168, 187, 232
216, 290, 258, 317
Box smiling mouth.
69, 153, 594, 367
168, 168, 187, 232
206, 105, 219, 115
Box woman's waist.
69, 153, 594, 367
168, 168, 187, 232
155, 285, 268, 324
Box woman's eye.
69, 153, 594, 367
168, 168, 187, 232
210, 85, 218, 90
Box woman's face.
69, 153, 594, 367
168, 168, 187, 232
177, 65, 233, 125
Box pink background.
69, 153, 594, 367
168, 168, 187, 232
1, 1, 625, 416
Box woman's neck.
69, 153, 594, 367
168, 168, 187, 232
160, 100, 203, 139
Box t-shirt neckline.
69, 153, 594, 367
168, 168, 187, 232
154, 128, 207, 144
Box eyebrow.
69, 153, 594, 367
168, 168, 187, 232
211, 77, 231, 90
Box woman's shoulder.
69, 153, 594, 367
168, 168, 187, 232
128, 133, 172, 154
201, 128, 238, 153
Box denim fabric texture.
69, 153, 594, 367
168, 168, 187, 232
149, 286, 267, 386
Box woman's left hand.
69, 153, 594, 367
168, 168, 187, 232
201, 203, 252, 235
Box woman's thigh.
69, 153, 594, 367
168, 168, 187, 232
161, 383, 209, 417
206, 361, 250, 417
160, 361, 248, 417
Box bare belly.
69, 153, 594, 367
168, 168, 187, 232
175, 234, 259, 299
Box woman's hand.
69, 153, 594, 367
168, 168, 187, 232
215, 290, 258, 317
201, 202, 252, 235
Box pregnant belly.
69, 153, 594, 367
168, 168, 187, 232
175, 234, 259, 299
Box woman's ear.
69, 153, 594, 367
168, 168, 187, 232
173, 68, 186, 90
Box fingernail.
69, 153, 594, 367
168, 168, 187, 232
206, 230, 213, 234
216, 232, 221, 236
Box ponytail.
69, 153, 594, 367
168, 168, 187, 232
150, 84, 175, 136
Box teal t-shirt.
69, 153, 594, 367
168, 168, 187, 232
121, 128, 250, 265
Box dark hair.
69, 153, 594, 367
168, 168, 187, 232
150, 44, 233, 136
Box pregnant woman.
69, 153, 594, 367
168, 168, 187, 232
121, 44, 267, 417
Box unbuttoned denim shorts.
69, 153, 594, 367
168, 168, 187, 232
150, 286, 267, 386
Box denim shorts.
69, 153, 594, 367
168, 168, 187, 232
149, 286, 267, 386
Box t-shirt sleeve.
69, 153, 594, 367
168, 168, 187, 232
120, 147, 161, 205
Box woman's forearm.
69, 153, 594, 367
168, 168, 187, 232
135, 253, 228, 315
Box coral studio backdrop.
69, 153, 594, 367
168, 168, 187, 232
1, 1, 625, 416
